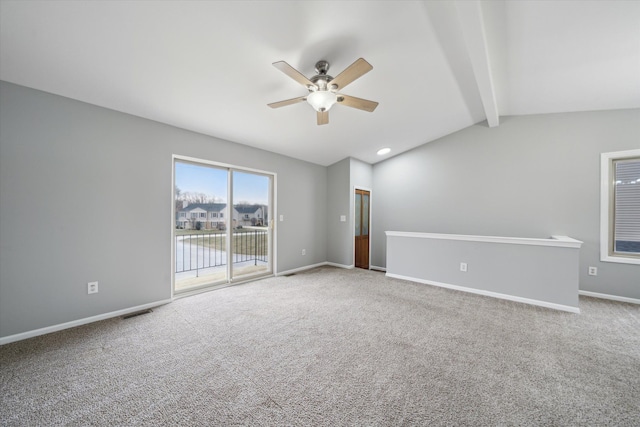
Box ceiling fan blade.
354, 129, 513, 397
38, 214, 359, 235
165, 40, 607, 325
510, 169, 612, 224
337, 94, 378, 112
273, 61, 316, 89
268, 96, 306, 109
329, 58, 373, 91
317, 111, 329, 125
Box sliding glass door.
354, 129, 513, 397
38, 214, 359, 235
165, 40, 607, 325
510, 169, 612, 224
231, 170, 271, 280
174, 161, 229, 291
173, 157, 273, 293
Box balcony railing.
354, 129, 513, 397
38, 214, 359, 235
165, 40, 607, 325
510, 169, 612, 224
175, 229, 268, 275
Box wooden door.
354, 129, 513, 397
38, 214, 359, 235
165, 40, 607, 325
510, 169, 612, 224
355, 189, 370, 269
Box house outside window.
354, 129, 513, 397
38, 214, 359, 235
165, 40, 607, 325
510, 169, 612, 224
601, 149, 640, 265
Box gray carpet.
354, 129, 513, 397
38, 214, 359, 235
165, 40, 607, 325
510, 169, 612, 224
1, 266, 639, 426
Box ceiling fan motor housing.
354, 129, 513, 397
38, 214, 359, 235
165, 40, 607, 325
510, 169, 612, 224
310, 74, 333, 91
310, 60, 335, 91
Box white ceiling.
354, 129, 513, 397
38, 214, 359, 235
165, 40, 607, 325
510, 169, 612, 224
1, 1, 638, 166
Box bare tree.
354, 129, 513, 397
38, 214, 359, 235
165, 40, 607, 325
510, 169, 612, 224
175, 186, 183, 212
177, 191, 219, 204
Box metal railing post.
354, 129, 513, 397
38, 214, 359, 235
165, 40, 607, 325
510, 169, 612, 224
195, 234, 199, 278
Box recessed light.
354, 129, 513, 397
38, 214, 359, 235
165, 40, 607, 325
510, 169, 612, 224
377, 148, 391, 156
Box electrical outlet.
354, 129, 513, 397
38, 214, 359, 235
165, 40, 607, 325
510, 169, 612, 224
279, 215, 284, 222
460, 262, 468, 272
588, 266, 597, 276
301, 249, 306, 256
88, 281, 99, 294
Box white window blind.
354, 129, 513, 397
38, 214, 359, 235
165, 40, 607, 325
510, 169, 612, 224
614, 158, 640, 255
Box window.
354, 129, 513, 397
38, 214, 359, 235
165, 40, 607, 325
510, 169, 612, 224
244, 214, 249, 219
220, 213, 224, 218
190, 213, 197, 219
211, 212, 218, 218
200, 212, 206, 218
179, 212, 186, 218
601, 149, 640, 264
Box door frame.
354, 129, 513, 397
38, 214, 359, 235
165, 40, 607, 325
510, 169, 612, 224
171, 154, 277, 298
352, 186, 372, 269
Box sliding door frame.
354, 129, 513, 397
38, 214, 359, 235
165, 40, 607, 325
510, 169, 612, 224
171, 154, 277, 298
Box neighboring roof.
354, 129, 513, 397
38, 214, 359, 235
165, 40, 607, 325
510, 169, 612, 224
234, 205, 263, 214
181, 203, 227, 212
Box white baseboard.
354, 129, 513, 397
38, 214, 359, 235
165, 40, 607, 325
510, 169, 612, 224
326, 262, 354, 269
276, 262, 329, 276
277, 261, 358, 277
579, 291, 640, 305
370, 265, 387, 272
0, 299, 172, 346
386, 273, 580, 314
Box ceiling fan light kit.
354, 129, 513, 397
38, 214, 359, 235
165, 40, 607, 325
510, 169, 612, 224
268, 58, 378, 125
306, 90, 337, 112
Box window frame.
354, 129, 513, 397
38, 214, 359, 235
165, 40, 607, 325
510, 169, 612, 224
600, 149, 640, 265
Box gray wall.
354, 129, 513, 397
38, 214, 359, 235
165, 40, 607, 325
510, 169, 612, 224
350, 158, 373, 191
0, 81, 327, 338
373, 109, 640, 299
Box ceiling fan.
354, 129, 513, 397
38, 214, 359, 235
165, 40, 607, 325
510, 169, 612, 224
268, 58, 379, 125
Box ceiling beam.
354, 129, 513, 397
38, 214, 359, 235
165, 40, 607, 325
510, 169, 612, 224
454, 0, 499, 127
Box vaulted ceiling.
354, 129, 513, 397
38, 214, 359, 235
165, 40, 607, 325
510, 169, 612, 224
1, 1, 638, 166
